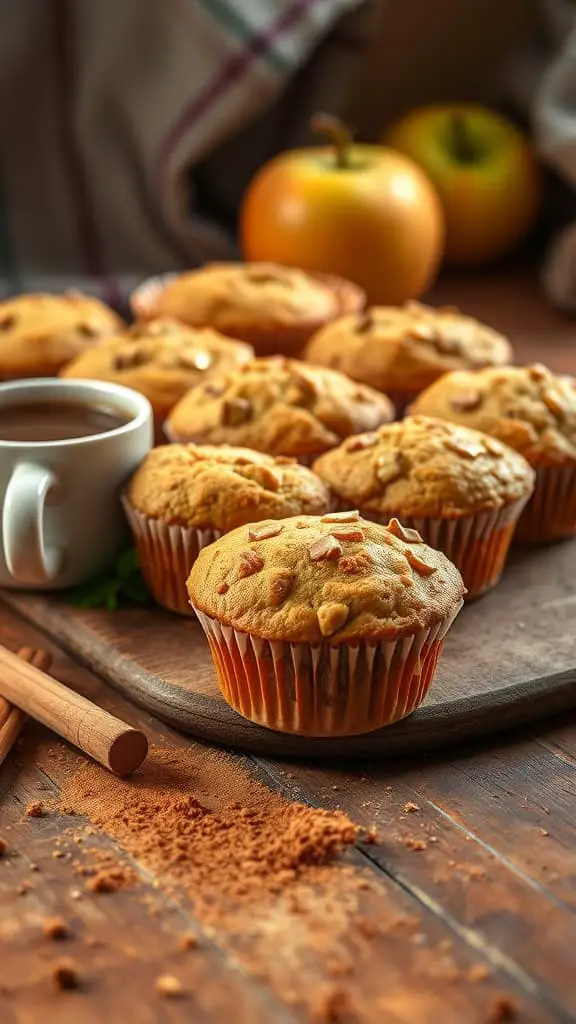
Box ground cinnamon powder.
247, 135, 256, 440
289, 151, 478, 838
58, 745, 358, 915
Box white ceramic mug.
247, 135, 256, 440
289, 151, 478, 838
0, 378, 153, 590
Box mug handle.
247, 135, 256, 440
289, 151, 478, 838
2, 463, 62, 585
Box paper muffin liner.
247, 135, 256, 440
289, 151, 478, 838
131, 272, 365, 356
192, 606, 462, 736
514, 462, 576, 544
357, 496, 529, 600
122, 496, 220, 616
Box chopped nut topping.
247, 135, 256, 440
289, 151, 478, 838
434, 334, 461, 354
321, 510, 360, 523
339, 551, 373, 574
178, 348, 212, 371
449, 389, 482, 412
113, 347, 149, 371
355, 311, 375, 334
216, 581, 229, 595
407, 321, 437, 342
543, 390, 565, 418
222, 397, 252, 426
269, 573, 295, 606
375, 450, 406, 486
330, 528, 364, 542
445, 437, 485, 459
387, 518, 422, 544
482, 436, 504, 456
528, 363, 548, 382
344, 434, 378, 452
241, 464, 280, 492
204, 382, 225, 397
155, 974, 184, 998
248, 523, 283, 541
405, 548, 437, 576
309, 535, 343, 562
237, 551, 264, 578
0, 314, 15, 330
76, 322, 99, 338
317, 602, 350, 637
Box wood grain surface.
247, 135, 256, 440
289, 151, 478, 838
4, 537, 576, 759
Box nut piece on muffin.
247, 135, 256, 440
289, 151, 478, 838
314, 416, 535, 599
187, 511, 465, 736
130, 262, 365, 357
304, 300, 512, 412
410, 364, 576, 544
124, 443, 332, 615
0, 291, 123, 378
165, 356, 394, 462
61, 318, 253, 439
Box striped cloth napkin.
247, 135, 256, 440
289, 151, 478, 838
0, 0, 372, 308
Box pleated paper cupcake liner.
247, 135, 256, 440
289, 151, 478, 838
193, 605, 462, 736
514, 463, 576, 544
122, 497, 220, 616
359, 497, 529, 600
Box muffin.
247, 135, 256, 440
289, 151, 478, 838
304, 300, 513, 412
165, 357, 394, 463
410, 364, 576, 544
0, 291, 123, 378
130, 262, 365, 356
314, 417, 535, 599
61, 318, 253, 439
187, 511, 465, 736
124, 444, 332, 615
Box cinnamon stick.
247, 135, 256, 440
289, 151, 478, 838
0, 648, 52, 767
0, 644, 148, 777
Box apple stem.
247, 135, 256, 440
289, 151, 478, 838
311, 112, 353, 169
449, 113, 480, 164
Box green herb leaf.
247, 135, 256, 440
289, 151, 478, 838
68, 546, 152, 611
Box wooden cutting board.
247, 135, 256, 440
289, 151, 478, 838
2, 540, 576, 758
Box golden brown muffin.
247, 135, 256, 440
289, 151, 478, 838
165, 356, 394, 461
0, 291, 123, 378
130, 262, 365, 356
304, 300, 513, 411
188, 512, 465, 735
314, 416, 534, 597
410, 364, 576, 543
61, 318, 253, 436
124, 444, 332, 615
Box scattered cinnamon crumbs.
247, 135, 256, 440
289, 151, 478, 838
43, 916, 69, 940
403, 802, 420, 813
85, 865, 136, 894
487, 995, 517, 1022
25, 801, 44, 818
178, 933, 198, 951
467, 964, 491, 983
405, 838, 427, 852
52, 959, 80, 991
155, 974, 184, 998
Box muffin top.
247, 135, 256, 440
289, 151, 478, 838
126, 444, 332, 532
314, 416, 535, 518
0, 291, 123, 377
61, 318, 253, 416
410, 364, 576, 465
136, 262, 364, 335
166, 357, 394, 457
187, 511, 465, 644
304, 301, 512, 394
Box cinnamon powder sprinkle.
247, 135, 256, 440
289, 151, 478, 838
57, 747, 359, 915
25, 801, 44, 818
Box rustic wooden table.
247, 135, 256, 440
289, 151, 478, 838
1, 267, 575, 1024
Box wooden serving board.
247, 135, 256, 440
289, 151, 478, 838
2, 540, 576, 758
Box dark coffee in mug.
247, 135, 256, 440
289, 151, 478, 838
0, 399, 131, 442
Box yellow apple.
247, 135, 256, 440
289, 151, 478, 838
385, 104, 540, 267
